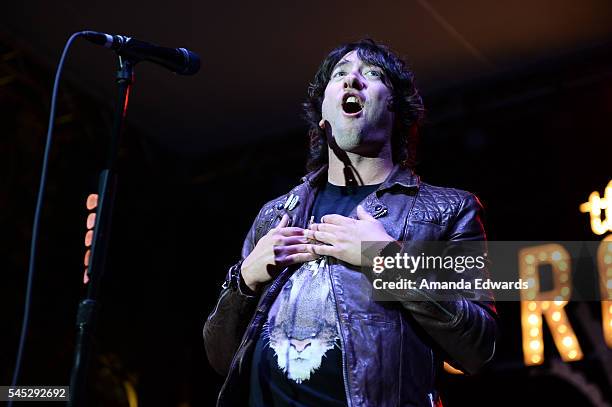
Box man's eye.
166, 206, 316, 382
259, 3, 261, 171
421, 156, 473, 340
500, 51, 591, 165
333, 71, 347, 78
366, 70, 382, 78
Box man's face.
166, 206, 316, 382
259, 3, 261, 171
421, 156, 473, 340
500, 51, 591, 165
321, 51, 394, 156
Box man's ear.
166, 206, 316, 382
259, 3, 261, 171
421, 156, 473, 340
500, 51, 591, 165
387, 97, 395, 112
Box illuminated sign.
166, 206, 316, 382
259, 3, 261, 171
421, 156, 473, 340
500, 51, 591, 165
519, 181, 612, 366
580, 180, 612, 235
519, 244, 583, 365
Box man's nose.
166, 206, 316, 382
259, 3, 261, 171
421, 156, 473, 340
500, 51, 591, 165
343, 73, 364, 90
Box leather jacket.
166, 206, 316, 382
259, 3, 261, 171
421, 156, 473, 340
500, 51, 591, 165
203, 165, 498, 407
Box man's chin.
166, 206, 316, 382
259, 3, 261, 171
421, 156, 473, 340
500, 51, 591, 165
332, 133, 363, 152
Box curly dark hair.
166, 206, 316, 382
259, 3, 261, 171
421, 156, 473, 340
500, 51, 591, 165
303, 39, 425, 172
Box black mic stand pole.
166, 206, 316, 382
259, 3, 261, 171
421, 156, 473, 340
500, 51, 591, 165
68, 55, 134, 407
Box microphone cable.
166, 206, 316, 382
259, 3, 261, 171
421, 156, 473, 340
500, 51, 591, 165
8, 31, 86, 406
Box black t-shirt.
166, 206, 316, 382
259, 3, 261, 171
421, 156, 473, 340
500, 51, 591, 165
311, 182, 380, 224
249, 182, 380, 407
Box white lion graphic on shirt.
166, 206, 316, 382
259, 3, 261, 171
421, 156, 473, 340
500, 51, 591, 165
262, 260, 340, 383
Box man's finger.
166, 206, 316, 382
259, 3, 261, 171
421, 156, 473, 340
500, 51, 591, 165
356, 205, 375, 221
276, 214, 290, 229
283, 243, 314, 255
274, 241, 316, 257
281, 236, 310, 246
283, 252, 320, 265
304, 229, 335, 244
310, 244, 337, 257
321, 214, 354, 226
277, 227, 306, 236
309, 223, 341, 233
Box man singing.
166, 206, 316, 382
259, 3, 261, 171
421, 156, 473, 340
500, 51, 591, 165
203, 39, 497, 407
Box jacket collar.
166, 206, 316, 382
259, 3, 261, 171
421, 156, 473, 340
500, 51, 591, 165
300, 165, 328, 186
378, 164, 420, 191
300, 164, 420, 191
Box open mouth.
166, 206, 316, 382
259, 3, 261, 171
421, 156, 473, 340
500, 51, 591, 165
342, 94, 364, 114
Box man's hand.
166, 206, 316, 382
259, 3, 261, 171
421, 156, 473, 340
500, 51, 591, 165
241, 214, 319, 292
304, 205, 394, 266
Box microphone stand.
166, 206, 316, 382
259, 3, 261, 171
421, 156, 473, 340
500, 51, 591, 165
68, 56, 134, 407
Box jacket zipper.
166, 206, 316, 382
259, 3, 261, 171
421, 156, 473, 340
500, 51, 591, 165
325, 201, 382, 405
327, 257, 353, 407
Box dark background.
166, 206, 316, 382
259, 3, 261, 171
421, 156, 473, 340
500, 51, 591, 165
1, 1, 612, 405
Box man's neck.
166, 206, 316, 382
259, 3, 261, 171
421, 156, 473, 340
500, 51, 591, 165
327, 148, 393, 186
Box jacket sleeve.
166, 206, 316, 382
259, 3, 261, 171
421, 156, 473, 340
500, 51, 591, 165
377, 193, 499, 374
202, 206, 264, 376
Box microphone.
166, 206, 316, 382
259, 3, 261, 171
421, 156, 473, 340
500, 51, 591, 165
82, 30, 200, 75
